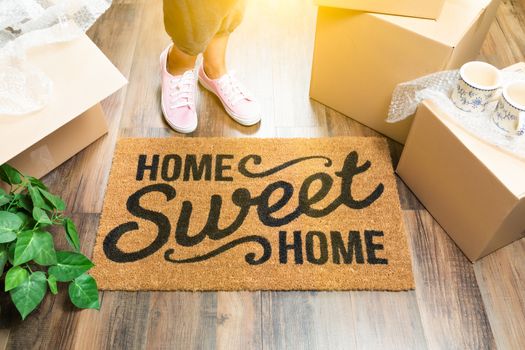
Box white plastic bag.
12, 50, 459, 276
0, 0, 112, 115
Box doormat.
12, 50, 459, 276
91, 137, 414, 291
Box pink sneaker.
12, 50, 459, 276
160, 45, 198, 133
198, 65, 261, 126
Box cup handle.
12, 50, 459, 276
517, 111, 525, 136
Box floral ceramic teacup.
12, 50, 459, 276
451, 61, 502, 112
493, 81, 525, 136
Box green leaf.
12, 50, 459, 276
7, 242, 15, 264
0, 193, 11, 207
38, 188, 65, 211
17, 194, 33, 213
13, 230, 38, 266
0, 245, 8, 275
32, 207, 52, 226
48, 251, 94, 282
27, 186, 51, 211
15, 211, 32, 230
10, 271, 47, 319
27, 177, 48, 191
64, 218, 80, 252
14, 230, 57, 266
68, 274, 99, 310
47, 274, 58, 295
0, 211, 23, 243
5, 266, 29, 291
0, 164, 22, 185
32, 231, 57, 266
0, 230, 16, 244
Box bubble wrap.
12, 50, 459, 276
0, 0, 111, 115
387, 69, 525, 159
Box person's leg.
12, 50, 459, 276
163, 0, 232, 74
202, 34, 229, 79
201, 0, 245, 79
160, 0, 202, 134
161, 0, 256, 131
161, 0, 220, 133
167, 45, 197, 76
197, 9, 262, 126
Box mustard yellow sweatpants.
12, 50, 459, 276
163, 0, 246, 56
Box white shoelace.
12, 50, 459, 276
217, 72, 250, 106
169, 70, 195, 109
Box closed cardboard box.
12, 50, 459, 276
396, 74, 525, 261
310, 0, 500, 144
0, 34, 127, 182
315, 0, 446, 19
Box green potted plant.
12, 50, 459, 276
0, 163, 99, 319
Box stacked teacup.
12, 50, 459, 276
451, 61, 525, 137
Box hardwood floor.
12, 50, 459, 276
2, 0, 525, 348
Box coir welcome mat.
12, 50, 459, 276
91, 137, 414, 291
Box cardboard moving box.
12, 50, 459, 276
0, 34, 127, 181
315, 0, 446, 19
397, 64, 525, 261
310, 0, 500, 144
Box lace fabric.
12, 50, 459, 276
387, 69, 525, 159
0, 0, 112, 116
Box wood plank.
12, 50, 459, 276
215, 292, 262, 350
262, 291, 426, 349
261, 292, 318, 350
350, 292, 426, 350
141, 292, 217, 350
404, 210, 496, 349
480, 0, 525, 66
474, 239, 525, 350
117, 0, 171, 136
72, 291, 152, 350
0, 330, 9, 350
